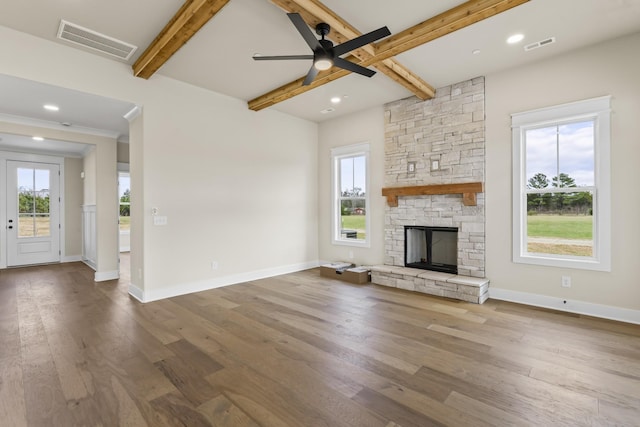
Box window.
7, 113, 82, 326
332, 143, 370, 247
512, 96, 610, 271
17, 167, 51, 238
119, 171, 130, 233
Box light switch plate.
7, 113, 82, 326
407, 161, 416, 173
153, 216, 167, 226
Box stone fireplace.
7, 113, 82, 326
370, 77, 489, 303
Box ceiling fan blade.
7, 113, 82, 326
333, 57, 376, 78
302, 65, 319, 86
253, 55, 314, 61
288, 13, 323, 52
333, 26, 391, 56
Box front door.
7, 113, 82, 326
6, 160, 61, 266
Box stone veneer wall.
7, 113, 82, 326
384, 77, 486, 278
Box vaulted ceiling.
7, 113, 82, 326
1, 0, 640, 133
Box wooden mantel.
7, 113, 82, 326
382, 182, 484, 207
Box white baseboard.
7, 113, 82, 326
135, 260, 321, 303
94, 270, 119, 282
62, 255, 82, 263
489, 287, 640, 325
128, 284, 144, 302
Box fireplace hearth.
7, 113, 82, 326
405, 226, 458, 275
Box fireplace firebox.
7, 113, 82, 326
404, 226, 458, 274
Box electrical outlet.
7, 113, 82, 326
561, 276, 571, 288
211, 261, 218, 270
407, 161, 416, 173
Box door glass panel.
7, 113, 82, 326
17, 167, 50, 238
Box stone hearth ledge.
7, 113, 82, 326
369, 265, 489, 304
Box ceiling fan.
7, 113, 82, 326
253, 13, 391, 86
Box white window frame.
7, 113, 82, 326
511, 96, 611, 271
331, 143, 370, 248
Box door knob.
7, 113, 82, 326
7, 226, 13, 229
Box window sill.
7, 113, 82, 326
332, 239, 370, 248
514, 253, 610, 272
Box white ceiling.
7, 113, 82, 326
1, 0, 640, 153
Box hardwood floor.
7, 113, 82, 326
1, 259, 639, 426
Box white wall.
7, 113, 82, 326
0, 25, 318, 300
485, 32, 640, 312
318, 106, 386, 266
140, 82, 318, 296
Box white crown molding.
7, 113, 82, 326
0, 112, 120, 139
123, 105, 142, 122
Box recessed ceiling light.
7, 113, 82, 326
331, 96, 341, 104
472, 49, 481, 55
32, 136, 44, 141
43, 104, 59, 111
507, 34, 524, 44
320, 107, 335, 114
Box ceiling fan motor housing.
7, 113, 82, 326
315, 22, 330, 37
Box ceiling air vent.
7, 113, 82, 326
57, 20, 138, 61
524, 37, 556, 52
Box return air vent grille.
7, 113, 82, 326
57, 20, 138, 61
524, 37, 556, 51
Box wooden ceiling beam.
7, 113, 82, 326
250, 0, 529, 111
269, 0, 434, 100
133, 0, 231, 79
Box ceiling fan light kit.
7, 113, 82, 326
253, 13, 390, 86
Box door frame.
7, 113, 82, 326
0, 151, 66, 269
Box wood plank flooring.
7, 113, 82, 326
1, 258, 639, 426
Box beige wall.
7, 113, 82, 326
485, 32, 640, 310
117, 142, 129, 164
0, 24, 318, 298
82, 146, 96, 205
129, 113, 144, 290
318, 106, 386, 266
64, 157, 83, 257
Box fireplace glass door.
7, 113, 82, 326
405, 226, 458, 274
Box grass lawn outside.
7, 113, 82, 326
18, 216, 50, 237
527, 214, 592, 239
120, 215, 131, 231
340, 215, 366, 239
527, 214, 593, 256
